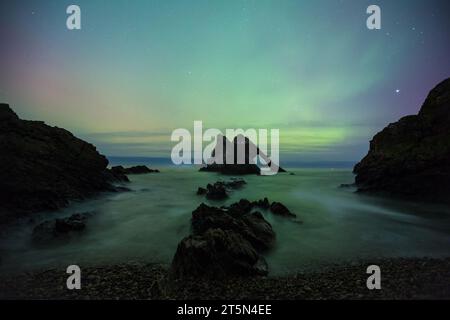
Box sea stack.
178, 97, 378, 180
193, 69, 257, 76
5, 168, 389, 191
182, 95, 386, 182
200, 134, 286, 175
353, 78, 450, 201
0, 104, 124, 224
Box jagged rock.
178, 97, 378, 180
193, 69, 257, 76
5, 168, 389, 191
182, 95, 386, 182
205, 183, 228, 200
106, 167, 130, 182
228, 199, 254, 216
197, 179, 247, 200
171, 229, 268, 279
191, 203, 275, 251
171, 201, 276, 279
252, 197, 270, 209
31, 212, 92, 244
200, 134, 286, 175
0, 104, 126, 224
270, 202, 297, 218
354, 78, 450, 201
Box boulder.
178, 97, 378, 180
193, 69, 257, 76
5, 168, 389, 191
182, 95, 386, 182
0, 104, 126, 224
354, 78, 450, 201
205, 183, 228, 200
191, 203, 275, 251
252, 197, 270, 209
197, 179, 247, 200
31, 212, 92, 244
270, 202, 297, 218
171, 229, 268, 279
171, 201, 275, 279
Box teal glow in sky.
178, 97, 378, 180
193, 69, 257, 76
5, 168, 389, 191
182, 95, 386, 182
1, 0, 449, 161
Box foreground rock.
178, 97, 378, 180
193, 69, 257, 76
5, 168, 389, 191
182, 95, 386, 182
192, 202, 275, 251
354, 78, 450, 201
111, 165, 159, 176
197, 179, 246, 200
200, 134, 286, 175
171, 201, 276, 279
171, 229, 268, 278
0, 104, 127, 224
32, 212, 92, 244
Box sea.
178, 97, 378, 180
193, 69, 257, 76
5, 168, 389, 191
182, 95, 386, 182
0, 158, 449, 275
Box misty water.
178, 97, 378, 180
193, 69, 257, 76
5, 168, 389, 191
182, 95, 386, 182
1, 167, 450, 275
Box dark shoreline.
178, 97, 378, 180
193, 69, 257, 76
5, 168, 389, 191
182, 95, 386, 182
1, 257, 449, 300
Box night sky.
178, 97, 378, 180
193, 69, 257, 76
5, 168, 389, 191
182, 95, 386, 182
1, 0, 449, 161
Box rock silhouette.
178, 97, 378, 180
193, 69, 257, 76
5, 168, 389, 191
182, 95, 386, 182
171, 201, 276, 279
200, 134, 286, 175
110, 165, 159, 175
0, 104, 126, 224
32, 212, 92, 244
354, 78, 450, 201
196, 179, 246, 200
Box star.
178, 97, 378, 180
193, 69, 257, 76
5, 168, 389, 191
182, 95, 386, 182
395, 89, 400, 94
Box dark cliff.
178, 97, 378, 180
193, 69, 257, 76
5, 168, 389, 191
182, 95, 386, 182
354, 78, 450, 201
0, 104, 122, 223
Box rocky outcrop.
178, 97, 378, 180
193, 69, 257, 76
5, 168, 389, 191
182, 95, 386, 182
170, 229, 269, 279
200, 134, 286, 175
110, 165, 159, 175
196, 179, 246, 200
171, 198, 297, 279
191, 202, 275, 251
270, 202, 297, 218
171, 201, 276, 279
0, 104, 126, 224
354, 78, 450, 201
31, 212, 92, 244
203, 182, 228, 200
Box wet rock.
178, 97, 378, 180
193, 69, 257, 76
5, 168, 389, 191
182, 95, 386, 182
205, 183, 228, 200
197, 179, 246, 200
270, 202, 296, 218
228, 199, 254, 216
171, 228, 268, 279
191, 203, 275, 251
106, 167, 129, 182
32, 212, 92, 244
252, 197, 270, 209
171, 201, 276, 279
54, 213, 88, 233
